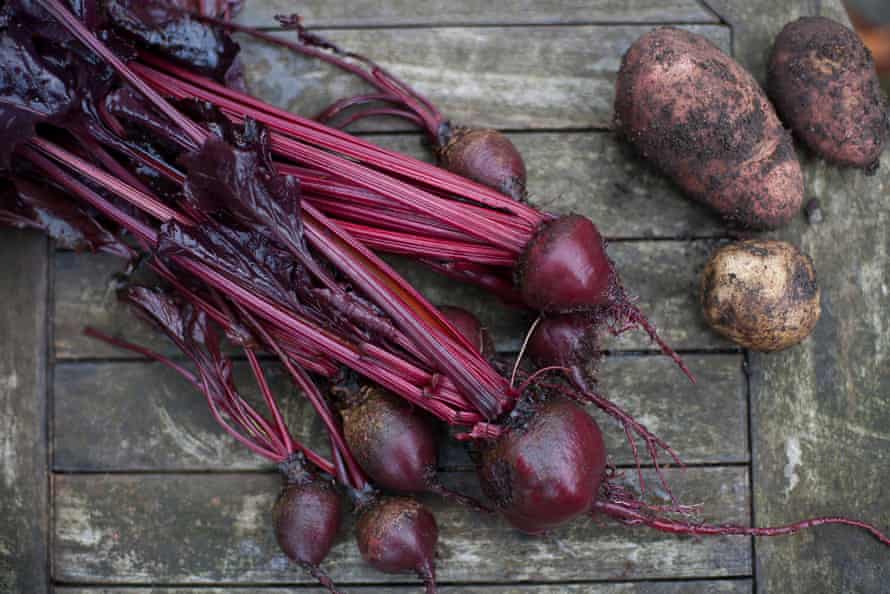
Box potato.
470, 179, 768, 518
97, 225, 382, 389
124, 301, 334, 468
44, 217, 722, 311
700, 239, 820, 352
768, 17, 889, 171
615, 27, 804, 230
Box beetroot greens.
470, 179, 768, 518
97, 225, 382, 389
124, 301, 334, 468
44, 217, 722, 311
8, 0, 683, 522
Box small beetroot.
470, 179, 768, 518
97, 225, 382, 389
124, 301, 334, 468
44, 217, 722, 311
273, 454, 343, 592
337, 383, 488, 510
439, 304, 496, 358
355, 496, 439, 593
437, 126, 527, 201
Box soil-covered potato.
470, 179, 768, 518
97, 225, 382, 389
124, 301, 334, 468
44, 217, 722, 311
701, 239, 820, 351
615, 27, 804, 230
768, 16, 889, 171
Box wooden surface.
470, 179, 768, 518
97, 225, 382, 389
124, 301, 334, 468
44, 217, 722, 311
1, 0, 888, 592
0, 231, 49, 593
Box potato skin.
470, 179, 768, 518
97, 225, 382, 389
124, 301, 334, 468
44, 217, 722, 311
701, 240, 820, 352
768, 17, 889, 170
615, 27, 804, 230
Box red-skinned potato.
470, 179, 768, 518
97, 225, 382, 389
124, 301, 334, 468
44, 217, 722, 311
768, 17, 889, 171
615, 27, 804, 230
700, 239, 820, 351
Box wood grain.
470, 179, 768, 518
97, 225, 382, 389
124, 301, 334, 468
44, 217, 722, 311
53, 467, 751, 584
235, 1, 721, 28
0, 231, 49, 593
235, 25, 730, 131
52, 354, 745, 472
53, 240, 731, 360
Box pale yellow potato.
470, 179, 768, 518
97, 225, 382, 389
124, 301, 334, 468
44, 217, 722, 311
701, 239, 820, 351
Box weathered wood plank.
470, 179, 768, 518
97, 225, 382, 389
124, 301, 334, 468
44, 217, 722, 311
371, 132, 727, 238
748, 157, 890, 592
0, 231, 49, 593
52, 353, 745, 472
236, 25, 730, 131
54, 241, 730, 360
58, 579, 753, 593
235, 1, 720, 28
705, 1, 890, 592
53, 467, 751, 584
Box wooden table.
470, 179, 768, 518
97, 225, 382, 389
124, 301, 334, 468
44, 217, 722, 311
2, 1, 888, 592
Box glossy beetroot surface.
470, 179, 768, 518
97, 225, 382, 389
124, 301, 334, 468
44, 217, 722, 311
517, 215, 613, 313
477, 397, 607, 534
341, 387, 439, 493
437, 127, 527, 201
355, 497, 438, 589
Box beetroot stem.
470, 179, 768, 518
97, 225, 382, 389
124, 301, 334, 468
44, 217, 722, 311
327, 107, 427, 131
83, 326, 198, 385
315, 93, 410, 123
244, 348, 294, 454
132, 58, 542, 228
236, 305, 368, 490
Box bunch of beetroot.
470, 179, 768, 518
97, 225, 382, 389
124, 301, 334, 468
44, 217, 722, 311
1, 2, 889, 592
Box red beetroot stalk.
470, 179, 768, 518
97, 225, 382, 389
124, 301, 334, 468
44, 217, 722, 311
132, 57, 541, 228
24, 9, 512, 418
131, 59, 691, 381
198, 15, 528, 201
84, 292, 348, 593
27, 137, 483, 423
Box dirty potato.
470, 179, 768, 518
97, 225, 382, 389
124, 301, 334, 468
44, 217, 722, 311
768, 17, 889, 171
615, 27, 804, 230
701, 240, 820, 351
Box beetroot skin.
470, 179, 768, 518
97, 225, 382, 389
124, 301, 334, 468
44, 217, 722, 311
341, 386, 438, 493
355, 497, 438, 590
528, 313, 600, 372
439, 305, 496, 358
477, 396, 607, 534
437, 127, 527, 201
517, 215, 613, 313
272, 455, 343, 592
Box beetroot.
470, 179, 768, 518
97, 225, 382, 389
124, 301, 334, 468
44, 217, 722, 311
355, 496, 438, 593
437, 127, 527, 201
517, 215, 613, 313
439, 305, 496, 358
477, 396, 606, 534
527, 313, 600, 381
338, 383, 489, 510
340, 385, 438, 493
273, 454, 343, 591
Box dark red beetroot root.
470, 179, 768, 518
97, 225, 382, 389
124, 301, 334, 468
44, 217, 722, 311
273, 454, 343, 592
527, 313, 602, 384
475, 394, 890, 549
477, 395, 607, 534
437, 127, 527, 201
518, 215, 693, 382
355, 496, 439, 593
517, 215, 613, 313
338, 384, 489, 511
439, 305, 496, 358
